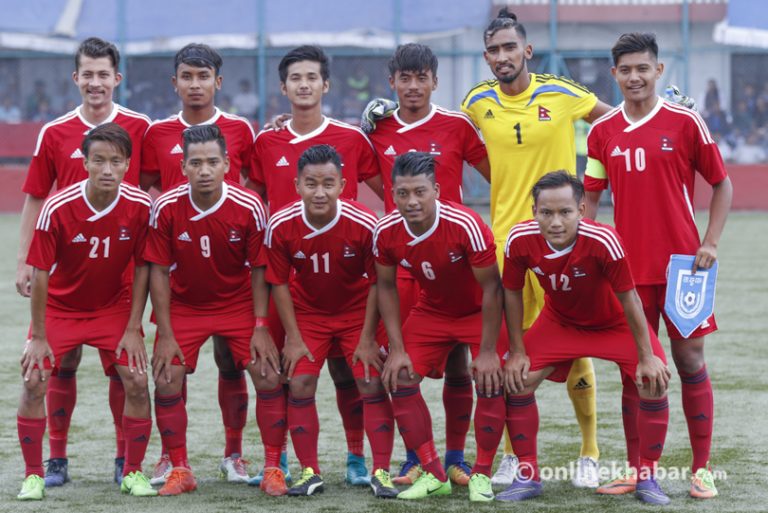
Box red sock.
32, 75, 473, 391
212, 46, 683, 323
638, 397, 669, 480
155, 392, 188, 468
219, 370, 248, 457
288, 394, 320, 473
621, 373, 640, 471
443, 375, 473, 453
361, 392, 394, 473
109, 375, 126, 459
46, 367, 76, 459
335, 380, 365, 457
679, 366, 713, 471
471, 391, 505, 476
18, 415, 46, 477
506, 394, 539, 481
256, 386, 287, 468
123, 415, 151, 475
391, 385, 445, 481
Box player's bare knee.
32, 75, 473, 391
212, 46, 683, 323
153, 370, 185, 396
288, 374, 317, 398
671, 339, 705, 374
119, 370, 149, 400
355, 376, 385, 395
21, 377, 47, 405
327, 357, 354, 383
248, 364, 281, 390
397, 368, 422, 386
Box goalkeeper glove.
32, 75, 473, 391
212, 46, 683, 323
664, 84, 697, 111
360, 98, 398, 134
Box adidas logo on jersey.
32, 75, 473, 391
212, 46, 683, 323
384, 145, 397, 156
531, 266, 544, 275
70, 148, 84, 159
610, 146, 625, 157
399, 259, 412, 268
484, 109, 494, 119
276, 156, 290, 167
293, 251, 306, 259
170, 143, 183, 155
177, 231, 192, 242
71, 233, 87, 243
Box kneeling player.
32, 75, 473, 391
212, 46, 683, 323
145, 125, 277, 496
375, 152, 507, 502
266, 145, 397, 497
500, 171, 672, 505
17, 123, 156, 500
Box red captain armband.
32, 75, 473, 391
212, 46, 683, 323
254, 317, 269, 328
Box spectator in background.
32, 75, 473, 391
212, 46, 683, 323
755, 96, 768, 130
705, 103, 729, 136
30, 99, 55, 122
744, 84, 757, 111
704, 79, 720, 115
732, 100, 754, 136
732, 133, 766, 164
713, 133, 734, 163
25, 80, 51, 120
232, 79, 259, 118
0, 96, 22, 123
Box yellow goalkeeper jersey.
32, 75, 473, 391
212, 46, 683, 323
461, 73, 597, 240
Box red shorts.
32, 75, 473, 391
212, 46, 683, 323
524, 309, 667, 382
292, 311, 387, 379
637, 284, 717, 340
163, 305, 255, 373
402, 307, 508, 379
28, 310, 131, 373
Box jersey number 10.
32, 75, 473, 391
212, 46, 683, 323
617, 147, 646, 172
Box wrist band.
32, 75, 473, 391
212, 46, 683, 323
254, 317, 269, 328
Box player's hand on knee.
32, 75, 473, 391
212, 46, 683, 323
503, 351, 530, 395
471, 350, 502, 397
15, 262, 33, 297
381, 349, 413, 393
152, 334, 184, 384
117, 327, 148, 375
281, 338, 313, 380
692, 243, 718, 272
352, 339, 383, 383
251, 328, 281, 377
636, 355, 671, 397
21, 336, 53, 382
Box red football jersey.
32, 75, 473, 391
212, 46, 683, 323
503, 219, 635, 329
142, 108, 255, 191
24, 104, 151, 198
368, 104, 487, 212
585, 98, 728, 285
27, 180, 151, 317
144, 181, 268, 313
250, 117, 379, 211
374, 200, 496, 317
266, 199, 378, 315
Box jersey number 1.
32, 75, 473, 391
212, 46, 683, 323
513, 122, 522, 144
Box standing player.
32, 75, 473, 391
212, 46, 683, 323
265, 144, 397, 497
248, 45, 382, 486
375, 152, 507, 502
14, 37, 151, 487
584, 33, 733, 499
140, 43, 257, 485
17, 123, 156, 500
145, 124, 276, 496
461, 9, 610, 487
500, 170, 672, 505
365, 42, 491, 486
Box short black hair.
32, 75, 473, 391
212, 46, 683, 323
532, 170, 584, 205
174, 43, 223, 75
182, 124, 227, 159
484, 7, 527, 44
611, 33, 659, 66
391, 152, 436, 185
279, 45, 330, 83
297, 144, 342, 176
387, 43, 438, 77
76, 37, 120, 71
82, 122, 132, 159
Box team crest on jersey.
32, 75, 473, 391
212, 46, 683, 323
484, 109, 494, 119
661, 136, 674, 152
448, 251, 463, 263
343, 245, 356, 258
572, 266, 586, 277
428, 141, 442, 156
538, 106, 551, 121
119, 226, 131, 241
228, 229, 242, 243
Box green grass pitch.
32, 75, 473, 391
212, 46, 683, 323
0, 211, 766, 512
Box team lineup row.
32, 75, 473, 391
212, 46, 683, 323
14, 8, 731, 506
